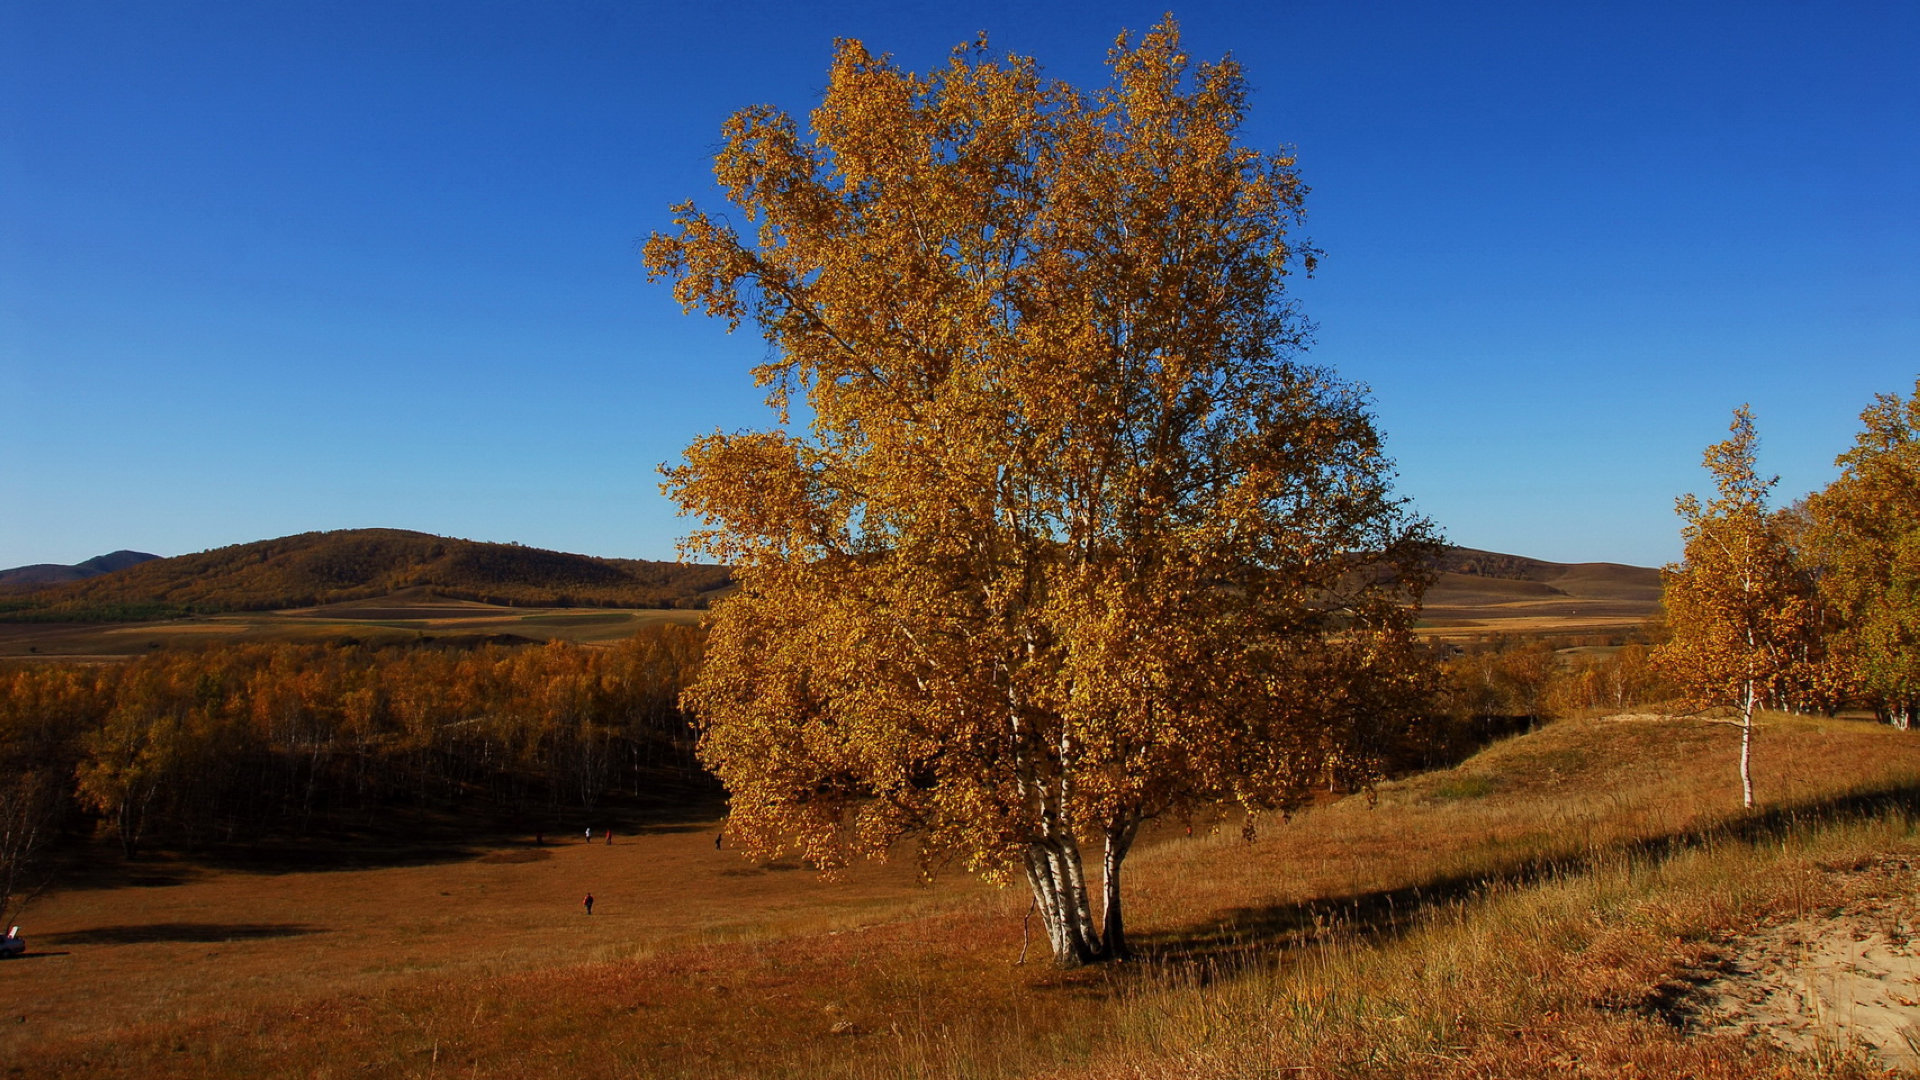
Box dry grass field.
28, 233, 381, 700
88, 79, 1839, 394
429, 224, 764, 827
10, 710, 1920, 1078
1418, 561, 1663, 641
0, 590, 704, 659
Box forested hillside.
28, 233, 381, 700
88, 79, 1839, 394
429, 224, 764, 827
0, 530, 732, 620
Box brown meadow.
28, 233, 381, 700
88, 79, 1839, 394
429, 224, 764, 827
7, 709, 1919, 1078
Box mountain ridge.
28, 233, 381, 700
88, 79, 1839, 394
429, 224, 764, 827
1429, 546, 1661, 601
0, 529, 730, 621
2, 531, 1659, 627
0, 550, 160, 588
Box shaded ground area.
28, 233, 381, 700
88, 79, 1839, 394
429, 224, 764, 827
46, 923, 322, 946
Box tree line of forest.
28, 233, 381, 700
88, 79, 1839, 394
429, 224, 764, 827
0, 528, 734, 621
0, 626, 704, 922
1655, 382, 1920, 808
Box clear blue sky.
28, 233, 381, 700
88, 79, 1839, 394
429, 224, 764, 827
4, 0, 1914, 570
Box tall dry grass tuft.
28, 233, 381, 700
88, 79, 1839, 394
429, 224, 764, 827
1056, 711, 1920, 1079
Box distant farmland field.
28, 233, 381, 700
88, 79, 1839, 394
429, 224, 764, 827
0, 590, 705, 659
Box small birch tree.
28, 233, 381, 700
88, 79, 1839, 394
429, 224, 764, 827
1656, 407, 1820, 808
647, 21, 1438, 965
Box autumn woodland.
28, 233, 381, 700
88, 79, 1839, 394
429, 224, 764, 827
5, 19, 1919, 1080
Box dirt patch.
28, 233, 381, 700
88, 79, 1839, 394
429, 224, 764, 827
1686, 857, 1920, 1072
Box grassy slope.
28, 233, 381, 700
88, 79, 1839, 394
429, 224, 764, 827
0, 529, 731, 619
10, 711, 1920, 1078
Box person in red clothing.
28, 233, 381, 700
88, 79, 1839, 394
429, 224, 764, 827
583, 893, 594, 915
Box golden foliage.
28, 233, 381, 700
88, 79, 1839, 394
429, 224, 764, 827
648, 19, 1437, 964
1803, 379, 1920, 727
1656, 407, 1823, 807
1, 627, 706, 861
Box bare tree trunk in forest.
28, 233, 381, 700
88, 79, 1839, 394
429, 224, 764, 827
0, 771, 65, 925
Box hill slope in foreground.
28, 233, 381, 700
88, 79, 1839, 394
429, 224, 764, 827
0, 528, 732, 619
8, 711, 1919, 1078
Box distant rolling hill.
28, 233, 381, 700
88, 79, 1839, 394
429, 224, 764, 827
0, 532, 1660, 633
1421, 546, 1662, 635
0, 550, 159, 588
0, 529, 731, 621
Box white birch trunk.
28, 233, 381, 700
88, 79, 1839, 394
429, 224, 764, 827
1024, 837, 1099, 966
1740, 677, 1755, 809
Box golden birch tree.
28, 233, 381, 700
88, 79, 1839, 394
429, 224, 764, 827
1804, 380, 1920, 728
1656, 407, 1821, 808
646, 21, 1438, 965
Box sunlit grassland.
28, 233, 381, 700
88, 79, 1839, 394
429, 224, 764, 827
9, 711, 1920, 1078
0, 598, 705, 658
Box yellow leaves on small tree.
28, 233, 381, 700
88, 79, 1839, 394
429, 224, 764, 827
1656, 406, 1822, 809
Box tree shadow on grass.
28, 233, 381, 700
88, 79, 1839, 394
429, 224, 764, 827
1119, 779, 1920, 988
46, 834, 490, 886
45, 922, 323, 946
622, 822, 715, 836
717, 860, 810, 877
49, 786, 731, 887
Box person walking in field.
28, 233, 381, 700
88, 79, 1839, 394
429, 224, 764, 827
583, 893, 594, 915
605, 828, 613, 846
584, 827, 592, 843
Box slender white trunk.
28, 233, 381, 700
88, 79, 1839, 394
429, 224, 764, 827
1741, 677, 1755, 809
1741, 551, 1756, 810
1053, 830, 1098, 953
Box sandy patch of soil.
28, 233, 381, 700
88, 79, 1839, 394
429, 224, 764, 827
1687, 857, 1920, 1072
